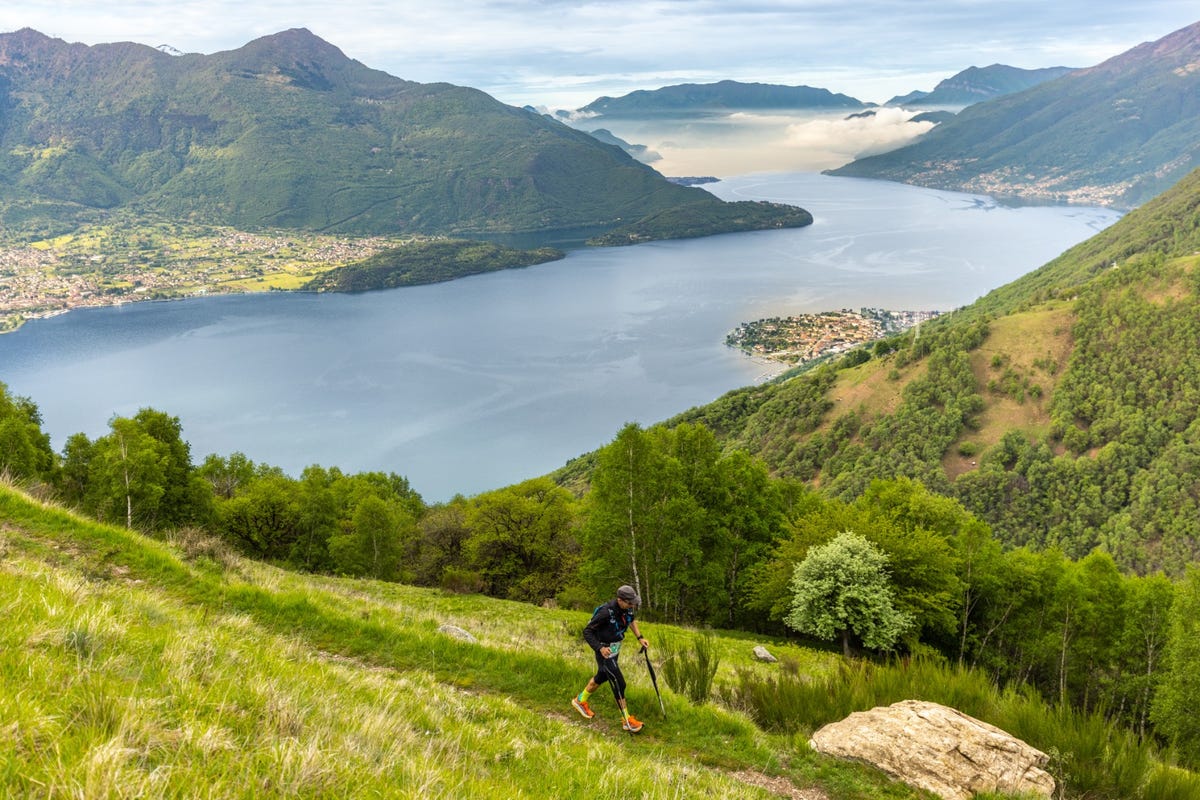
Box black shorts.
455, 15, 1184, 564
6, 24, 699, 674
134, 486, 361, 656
592, 647, 627, 698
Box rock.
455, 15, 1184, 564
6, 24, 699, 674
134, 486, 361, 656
808, 700, 1054, 800
752, 645, 778, 663
437, 623, 477, 643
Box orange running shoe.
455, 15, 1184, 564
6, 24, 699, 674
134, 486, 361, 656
571, 696, 594, 719
622, 715, 643, 733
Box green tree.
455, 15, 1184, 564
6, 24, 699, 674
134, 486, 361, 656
464, 477, 579, 602
1152, 567, 1200, 766
87, 416, 167, 529
328, 495, 411, 580
0, 382, 56, 482
129, 408, 212, 528
582, 423, 681, 615
785, 531, 913, 657
197, 452, 262, 499
412, 498, 471, 587
1114, 573, 1173, 737
217, 473, 302, 559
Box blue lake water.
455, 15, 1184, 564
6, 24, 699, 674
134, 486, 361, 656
0, 173, 1121, 501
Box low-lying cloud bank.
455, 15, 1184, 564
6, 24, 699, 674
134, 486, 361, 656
568, 107, 937, 177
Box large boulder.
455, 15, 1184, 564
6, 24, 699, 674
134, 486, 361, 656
809, 700, 1055, 800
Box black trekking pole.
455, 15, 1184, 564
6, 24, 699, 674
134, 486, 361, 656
641, 644, 666, 719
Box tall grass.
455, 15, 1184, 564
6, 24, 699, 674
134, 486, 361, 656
723, 656, 1200, 800
660, 631, 721, 703
0, 485, 927, 800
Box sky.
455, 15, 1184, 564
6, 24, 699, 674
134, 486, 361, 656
2, 1, 1197, 110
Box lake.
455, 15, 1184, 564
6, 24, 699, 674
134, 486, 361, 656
0, 173, 1121, 501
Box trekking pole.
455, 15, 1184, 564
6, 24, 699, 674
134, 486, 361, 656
641, 644, 666, 719
601, 655, 636, 737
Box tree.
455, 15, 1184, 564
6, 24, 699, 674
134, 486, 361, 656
412, 498, 471, 587
0, 382, 56, 482
217, 473, 302, 559
1152, 567, 1200, 766
87, 416, 167, 529
582, 423, 680, 614
328, 495, 411, 581
464, 477, 579, 601
68, 408, 212, 530
785, 531, 913, 657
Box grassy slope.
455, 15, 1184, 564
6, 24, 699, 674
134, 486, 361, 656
0, 483, 930, 800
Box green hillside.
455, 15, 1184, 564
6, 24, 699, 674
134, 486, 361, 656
0, 481, 934, 800
886, 64, 1076, 108
829, 21, 1200, 206
0, 29, 808, 242
9, 168, 1200, 797
675, 165, 1200, 574
578, 80, 867, 115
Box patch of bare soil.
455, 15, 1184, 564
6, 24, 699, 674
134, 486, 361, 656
732, 769, 829, 800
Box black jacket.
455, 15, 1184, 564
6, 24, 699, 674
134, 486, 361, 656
583, 599, 635, 653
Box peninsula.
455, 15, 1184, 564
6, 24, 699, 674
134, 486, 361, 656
726, 308, 942, 365
0, 222, 559, 333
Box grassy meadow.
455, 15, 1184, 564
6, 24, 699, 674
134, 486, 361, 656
0, 482, 930, 800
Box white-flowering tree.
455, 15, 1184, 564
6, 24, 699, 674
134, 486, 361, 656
785, 531, 913, 657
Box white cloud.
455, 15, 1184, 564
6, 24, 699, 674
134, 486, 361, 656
783, 107, 936, 164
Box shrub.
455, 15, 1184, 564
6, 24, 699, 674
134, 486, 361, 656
440, 567, 485, 594
659, 631, 720, 704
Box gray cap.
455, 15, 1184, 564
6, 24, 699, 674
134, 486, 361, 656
616, 584, 641, 607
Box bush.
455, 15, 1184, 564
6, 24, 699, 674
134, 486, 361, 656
440, 567, 485, 594
659, 631, 720, 704
555, 584, 595, 612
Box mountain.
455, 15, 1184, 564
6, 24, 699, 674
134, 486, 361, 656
578, 79, 868, 116
828, 21, 1200, 207
0, 29, 807, 241
585, 128, 663, 163
668, 165, 1200, 575
886, 64, 1076, 107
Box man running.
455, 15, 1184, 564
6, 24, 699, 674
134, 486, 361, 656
571, 584, 649, 732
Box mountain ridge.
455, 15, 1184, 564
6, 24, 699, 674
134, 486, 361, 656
0, 28, 808, 243
827, 20, 1200, 207
886, 64, 1076, 107
578, 79, 868, 116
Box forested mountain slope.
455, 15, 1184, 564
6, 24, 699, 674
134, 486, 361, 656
829, 20, 1200, 207
578, 79, 867, 115
676, 166, 1200, 574
886, 64, 1076, 108
0, 28, 804, 241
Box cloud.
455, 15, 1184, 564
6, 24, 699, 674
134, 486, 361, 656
783, 107, 936, 163
583, 107, 935, 176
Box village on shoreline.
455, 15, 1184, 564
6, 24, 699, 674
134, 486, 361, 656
0, 225, 406, 334
726, 308, 943, 365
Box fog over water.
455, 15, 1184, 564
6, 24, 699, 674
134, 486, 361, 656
564, 108, 942, 176
0, 173, 1121, 501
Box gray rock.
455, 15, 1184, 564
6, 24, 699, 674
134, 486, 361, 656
752, 645, 778, 663
809, 700, 1054, 800
437, 623, 478, 643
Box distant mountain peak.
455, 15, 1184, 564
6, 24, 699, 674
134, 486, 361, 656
886, 64, 1075, 108
833, 19, 1200, 207
1081, 18, 1200, 75
578, 79, 867, 115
